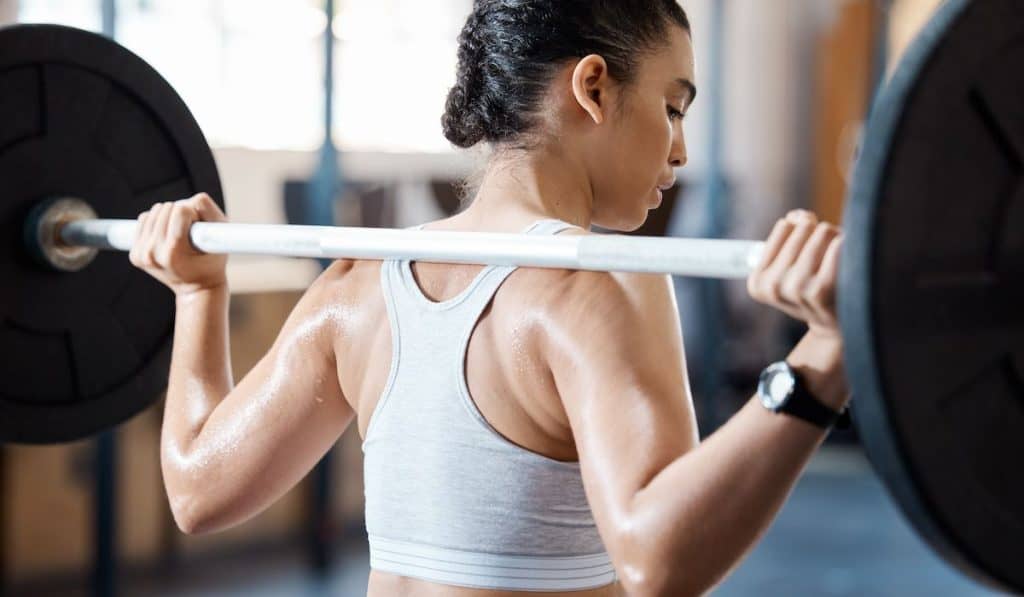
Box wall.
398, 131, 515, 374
209, 147, 475, 293
0, 0, 16, 25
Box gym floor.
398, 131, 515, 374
8, 447, 998, 597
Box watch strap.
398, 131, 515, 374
835, 407, 852, 430
779, 367, 846, 430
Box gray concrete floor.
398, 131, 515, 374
8, 448, 1010, 597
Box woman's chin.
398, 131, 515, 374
652, 188, 664, 209
622, 212, 651, 233
591, 203, 651, 232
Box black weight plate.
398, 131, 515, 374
841, 0, 1024, 591
0, 24, 223, 444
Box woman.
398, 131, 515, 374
130, 1, 848, 595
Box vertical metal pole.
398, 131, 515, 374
93, 6, 118, 595
697, 0, 730, 433
322, 0, 335, 152
101, 0, 115, 38
307, 0, 339, 577
309, 452, 333, 576
307, 0, 343, 270
93, 433, 117, 597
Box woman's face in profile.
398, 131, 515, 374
590, 26, 695, 232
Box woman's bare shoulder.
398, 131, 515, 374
292, 259, 386, 340
525, 265, 676, 326
313, 258, 381, 297
504, 265, 679, 387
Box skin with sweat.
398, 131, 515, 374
131, 25, 849, 597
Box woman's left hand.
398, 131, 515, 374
746, 209, 844, 342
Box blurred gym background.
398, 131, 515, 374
0, 1, 1002, 596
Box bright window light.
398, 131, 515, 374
18, 0, 472, 152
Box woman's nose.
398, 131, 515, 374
670, 145, 687, 168
670, 130, 687, 168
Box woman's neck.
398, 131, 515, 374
461, 145, 595, 231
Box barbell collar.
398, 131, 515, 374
25, 197, 101, 272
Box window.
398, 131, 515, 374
18, 0, 472, 152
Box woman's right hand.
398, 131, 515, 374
129, 193, 229, 297
746, 209, 843, 342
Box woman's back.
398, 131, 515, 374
330, 217, 628, 596
336, 217, 586, 464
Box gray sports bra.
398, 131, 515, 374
361, 219, 616, 591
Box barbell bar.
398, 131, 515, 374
42, 198, 766, 280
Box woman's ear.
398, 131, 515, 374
571, 54, 609, 125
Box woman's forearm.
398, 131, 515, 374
162, 285, 233, 462
625, 334, 849, 595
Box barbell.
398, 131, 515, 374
0, 0, 1021, 592
28, 198, 765, 278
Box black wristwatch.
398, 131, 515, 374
757, 361, 850, 430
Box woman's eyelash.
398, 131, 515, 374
668, 106, 686, 121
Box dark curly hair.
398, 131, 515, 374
441, 0, 691, 150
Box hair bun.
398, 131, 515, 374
441, 9, 490, 148
442, 81, 487, 148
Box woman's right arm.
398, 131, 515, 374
543, 211, 847, 596
130, 195, 356, 535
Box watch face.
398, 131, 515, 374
758, 363, 795, 410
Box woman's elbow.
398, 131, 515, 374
161, 439, 216, 534
613, 521, 705, 597
612, 525, 671, 596
167, 489, 216, 535
162, 462, 216, 534
618, 561, 718, 597
163, 466, 250, 536
618, 565, 704, 597
617, 563, 678, 597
